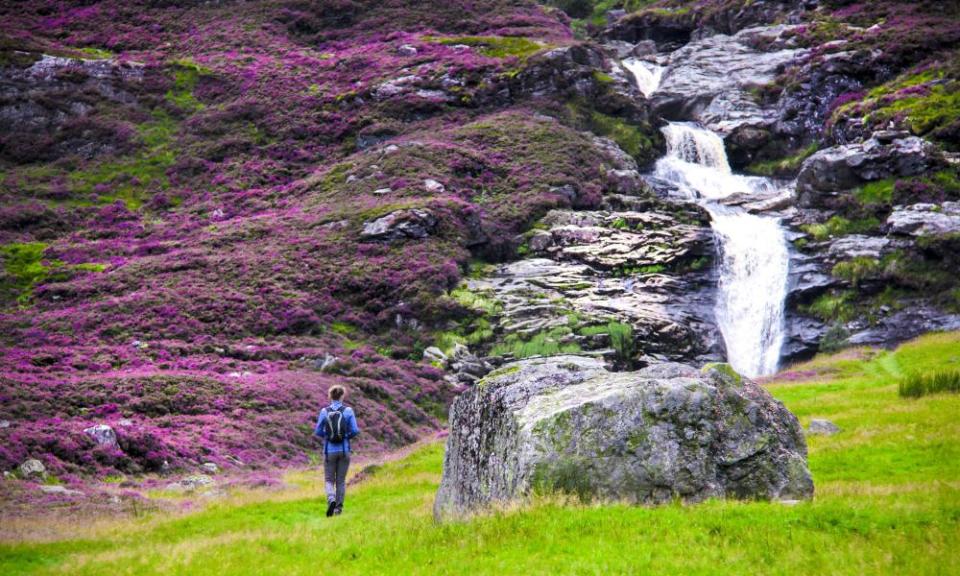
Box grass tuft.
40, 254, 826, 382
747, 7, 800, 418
898, 370, 960, 398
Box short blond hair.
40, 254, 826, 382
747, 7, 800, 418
328, 385, 345, 401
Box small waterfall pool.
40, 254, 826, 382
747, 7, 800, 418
653, 123, 790, 377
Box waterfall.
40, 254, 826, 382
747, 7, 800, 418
653, 122, 789, 377
622, 58, 665, 98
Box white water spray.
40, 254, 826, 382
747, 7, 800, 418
653, 123, 789, 377
622, 58, 665, 98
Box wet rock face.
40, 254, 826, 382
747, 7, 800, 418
651, 25, 808, 136
435, 356, 813, 520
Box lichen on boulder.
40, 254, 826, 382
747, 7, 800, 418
434, 355, 813, 520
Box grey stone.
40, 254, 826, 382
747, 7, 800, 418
887, 202, 960, 237
807, 419, 840, 436
201, 462, 219, 474
651, 26, 808, 134
527, 230, 554, 252
39, 485, 84, 496
83, 424, 118, 449
423, 178, 445, 193
360, 209, 437, 242
423, 346, 448, 365
397, 44, 418, 57
18, 459, 46, 479
606, 169, 645, 195
0, 420, 9, 429
435, 356, 813, 520
167, 474, 215, 492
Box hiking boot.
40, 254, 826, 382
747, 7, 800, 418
326, 501, 336, 517
334, 505, 343, 516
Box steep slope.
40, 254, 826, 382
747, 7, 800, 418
0, 1, 661, 481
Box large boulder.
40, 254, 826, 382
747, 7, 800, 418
434, 356, 813, 520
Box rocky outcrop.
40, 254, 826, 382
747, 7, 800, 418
0, 53, 145, 163
651, 25, 808, 138
468, 202, 722, 366
83, 424, 118, 449
796, 135, 940, 208
359, 208, 437, 242
887, 202, 960, 237
435, 356, 813, 520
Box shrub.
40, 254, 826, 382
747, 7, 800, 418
899, 370, 960, 398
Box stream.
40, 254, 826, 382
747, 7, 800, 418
627, 60, 790, 377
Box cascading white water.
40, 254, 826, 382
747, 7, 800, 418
653, 123, 789, 377
621, 58, 665, 98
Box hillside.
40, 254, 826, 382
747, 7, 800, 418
2, 332, 959, 574
2, 0, 960, 529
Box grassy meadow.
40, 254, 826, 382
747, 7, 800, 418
2, 332, 959, 575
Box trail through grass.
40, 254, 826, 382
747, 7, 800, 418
2, 333, 959, 575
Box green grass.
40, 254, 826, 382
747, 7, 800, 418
490, 326, 582, 359
3, 332, 960, 574
65, 111, 179, 210
425, 36, 545, 59
899, 370, 960, 398
746, 142, 819, 177
802, 215, 881, 241
0, 242, 56, 304
579, 321, 634, 363
855, 179, 896, 206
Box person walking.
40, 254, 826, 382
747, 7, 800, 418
314, 385, 359, 517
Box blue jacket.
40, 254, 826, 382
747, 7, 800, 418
313, 401, 359, 454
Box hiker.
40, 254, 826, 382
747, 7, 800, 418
314, 385, 360, 517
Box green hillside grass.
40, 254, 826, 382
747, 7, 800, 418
2, 332, 960, 575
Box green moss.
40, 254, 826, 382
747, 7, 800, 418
0, 242, 65, 305
701, 362, 743, 386
531, 457, 596, 503
490, 327, 581, 359
592, 70, 614, 84
586, 108, 656, 162
803, 290, 856, 323
830, 58, 960, 146
854, 179, 896, 206
73, 262, 108, 273
832, 257, 882, 285
426, 35, 545, 59
802, 216, 881, 241
745, 142, 819, 177
166, 59, 210, 112
78, 47, 113, 59
66, 110, 179, 210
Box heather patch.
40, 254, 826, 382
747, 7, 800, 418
0, 0, 648, 483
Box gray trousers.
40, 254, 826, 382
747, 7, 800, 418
324, 452, 350, 509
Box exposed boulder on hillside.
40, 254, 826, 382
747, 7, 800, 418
360, 208, 438, 242
435, 355, 813, 520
